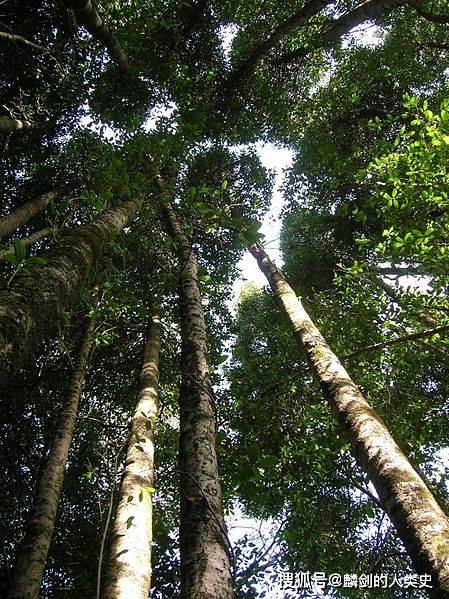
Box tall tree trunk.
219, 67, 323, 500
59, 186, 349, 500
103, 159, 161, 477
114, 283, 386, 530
8, 307, 96, 599
0, 227, 52, 262
0, 117, 35, 133
161, 200, 234, 598
69, 0, 130, 72
0, 197, 141, 386
103, 315, 161, 599
0, 190, 62, 241
250, 243, 449, 599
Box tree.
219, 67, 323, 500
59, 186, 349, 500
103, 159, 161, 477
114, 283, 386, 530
0, 198, 140, 385
249, 243, 449, 596
103, 314, 161, 598
8, 298, 96, 599
0, 190, 63, 241
160, 195, 234, 598
2, 0, 449, 597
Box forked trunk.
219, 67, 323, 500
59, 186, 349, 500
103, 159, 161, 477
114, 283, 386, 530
250, 243, 449, 599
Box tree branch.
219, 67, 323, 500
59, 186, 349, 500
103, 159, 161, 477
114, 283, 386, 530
0, 31, 49, 52
223, 0, 334, 90
274, 0, 400, 65
69, 0, 130, 72
408, 1, 449, 25
345, 324, 449, 358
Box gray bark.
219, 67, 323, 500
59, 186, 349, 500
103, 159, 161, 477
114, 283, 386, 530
103, 315, 161, 598
161, 200, 234, 598
8, 310, 95, 599
250, 243, 449, 599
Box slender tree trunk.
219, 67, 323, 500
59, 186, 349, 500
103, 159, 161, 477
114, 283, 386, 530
69, 0, 130, 72
0, 117, 35, 133
0, 197, 141, 386
103, 315, 161, 598
0, 227, 52, 262
0, 190, 62, 241
250, 243, 449, 599
161, 200, 234, 598
8, 308, 96, 599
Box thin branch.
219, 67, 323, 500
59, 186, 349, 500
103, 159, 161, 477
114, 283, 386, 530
345, 324, 449, 359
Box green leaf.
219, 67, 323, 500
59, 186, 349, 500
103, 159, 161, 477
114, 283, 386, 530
126, 516, 134, 529
13, 238, 26, 262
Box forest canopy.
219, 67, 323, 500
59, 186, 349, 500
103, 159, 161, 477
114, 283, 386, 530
1, 0, 449, 598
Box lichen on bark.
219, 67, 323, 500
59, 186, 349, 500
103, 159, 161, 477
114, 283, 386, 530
250, 242, 449, 598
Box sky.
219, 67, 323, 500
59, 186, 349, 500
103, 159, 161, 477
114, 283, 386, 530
231, 143, 294, 301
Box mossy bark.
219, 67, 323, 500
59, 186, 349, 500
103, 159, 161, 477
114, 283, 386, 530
162, 202, 234, 599
250, 243, 449, 599
103, 315, 161, 599
0, 198, 140, 386
70, 0, 129, 72
0, 190, 62, 241
8, 312, 95, 599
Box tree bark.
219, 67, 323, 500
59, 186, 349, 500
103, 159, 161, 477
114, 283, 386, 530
0, 117, 35, 133
0, 190, 62, 241
250, 243, 449, 599
0, 198, 140, 386
8, 309, 96, 599
69, 0, 130, 72
161, 200, 234, 599
223, 0, 333, 90
0, 31, 48, 52
0, 227, 52, 262
103, 315, 161, 599
408, 1, 449, 25
275, 0, 401, 65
